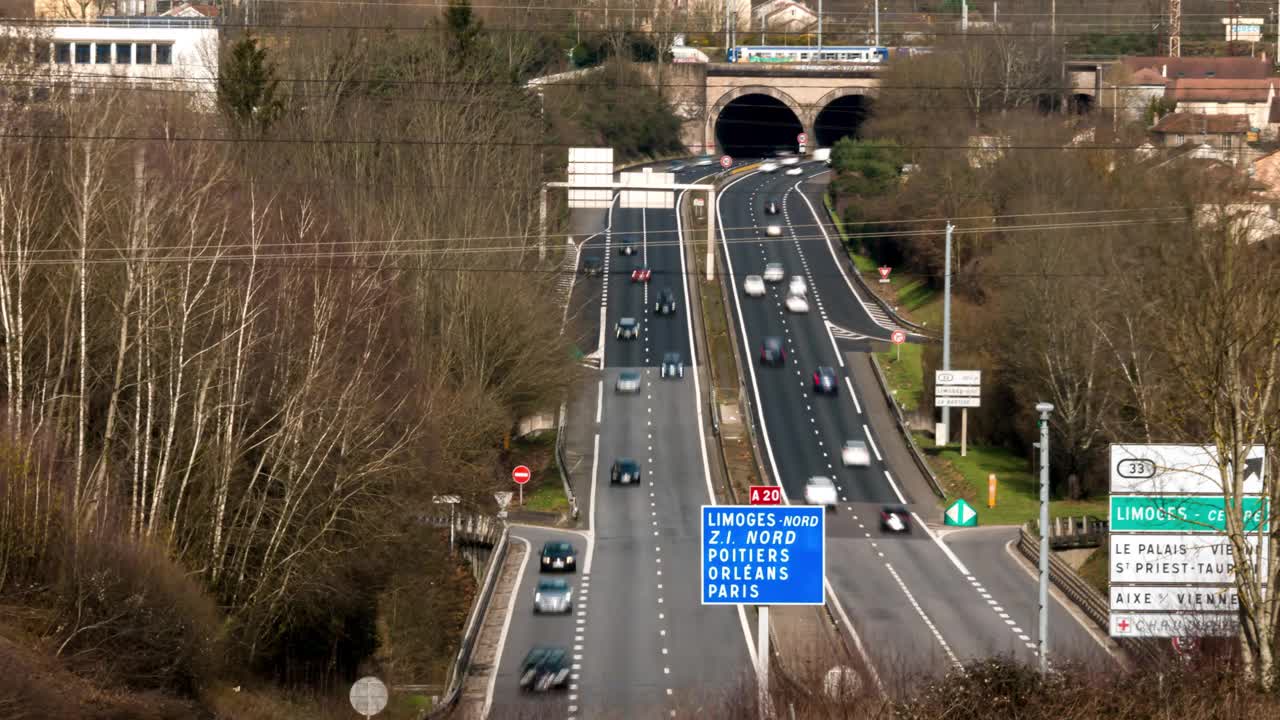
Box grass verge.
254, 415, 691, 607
1077, 545, 1109, 596
914, 431, 1108, 526
523, 480, 570, 513
876, 343, 924, 412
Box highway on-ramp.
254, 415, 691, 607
716, 164, 1117, 684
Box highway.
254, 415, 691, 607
716, 163, 1117, 683
488, 162, 752, 719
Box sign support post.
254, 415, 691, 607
707, 187, 717, 281
539, 183, 548, 261
1035, 402, 1054, 675
939, 221, 954, 446
757, 605, 769, 715
961, 408, 968, 457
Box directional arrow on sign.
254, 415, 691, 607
1245, 454, 1265, 486
944, 498, 978, 527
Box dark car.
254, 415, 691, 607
813, 366, 839, 394
619, 237, 636, 256
881, 505, 911, 533
655, 287, 678, 315
765, 201, 780, 215
616, 317, 639, 340
540, 541, 576, 572
581, 256, 602, 276
661, 351, 684, 379
760, 337, 786, 367
611, 457, 641, 485
519, 646, 571, 692
533, 578, 572, 614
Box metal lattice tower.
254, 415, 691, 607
1169, 0, 1182, 56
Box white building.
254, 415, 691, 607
0, 17, 219, 105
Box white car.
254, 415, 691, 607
785, 166, 803, 176
765, 225, 782, 237
780, 156, 799, 166
763, 263, 785, 283
759, 162, 779, 173
694, 156, 715, 167
841, 440, 870, 467
788, 275, 807, 296
805, 476, 838, 508
785, 293, 810, 313
743, 275, 766, 297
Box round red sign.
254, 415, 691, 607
891, 330, 907, 345
512, 465, 531, 485
719, 155, 733, 169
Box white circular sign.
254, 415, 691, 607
719, 155, 733, 168
349, 676, 389, 717
797, 132, 808, 145
891, 330, 907, 345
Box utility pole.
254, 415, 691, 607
874, 1, 880, 46
1169, 0, 1182, 56
1052, 0, 1056, 39
962, 1, 968, 33
1035, 402, 1055, 676
939, 221, 954, 446
818, 0, 823, 49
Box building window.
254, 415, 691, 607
156, 44, 172, 65
136, 43, 152, 64
115, 43, 132, 64
94, 43, 110, 64
35, 42, 50, 63
1174, 134, 1185, 144
74, 43, 90, 64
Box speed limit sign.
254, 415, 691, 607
891, 330, 906, 345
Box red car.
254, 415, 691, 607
631, 267, 652, 283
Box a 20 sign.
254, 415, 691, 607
749, 485, 783, 505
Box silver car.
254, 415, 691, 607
534, 578, 573, 613
616, 370, 641, 393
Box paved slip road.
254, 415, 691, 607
489, 161, 752, 720
717, 164, 1118, 687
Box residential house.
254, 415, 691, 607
1120, 55, 1271, 80
160, 1, 216, 17
753, 0, 816, 34
1163, 78, 1277, 138
1151, 112, 1250, 149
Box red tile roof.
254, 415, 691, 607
1151, 112, 1250, 134
1165, 78, 1276, 103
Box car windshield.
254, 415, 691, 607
617, 459, 638, 471
659, 289, 673, 300
883, 505, 908, 515
538, 579, 569, 592
846, 441, 866, 450
619, 318, 636, 328
664, 353, 680, 364
544, 542, 572, 555
767, 263, 782, 271
764, 338, 781, 350
819, 367, 835, 377
620, 371, 640, 382
809, 477, 834, 489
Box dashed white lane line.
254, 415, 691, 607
862, 425, 882, 461
845, 376, 862, 413
884, 562, 962, 669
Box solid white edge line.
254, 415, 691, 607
791, 178, 919, 337
719, 170, 881, 689
824, 321, 845, 368
911, 510, 972, 577
862, 424, 882, 462
844, 376, 862, 414
677, 182, 759, 672
596, 380, 603, 424
482, 535, 530, 720
882, 470, 908, 505
587, 433, 599, 572
595, 192, 621, 366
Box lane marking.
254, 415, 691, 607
884, 561, 962, 670
586, 434, 599, 571
910, 511, 971, 577
596, 380, 603, 424
824, 320, 845, 368
481, 535, 530, 719
845, 376, 862, 414
862, 425, 882, 461
883, 470, 908, 505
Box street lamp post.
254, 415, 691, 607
1035, 402, 1054, 675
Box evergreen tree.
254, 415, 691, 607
217, 35, 283, 134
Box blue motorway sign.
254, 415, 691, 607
701, 505, 825, 605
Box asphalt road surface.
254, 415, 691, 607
716, 164, 1118, 684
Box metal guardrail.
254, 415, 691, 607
554, 402, 580, 520
867, 353, 946, 500
1040, 515, 1109, 550
1015, 523, 1163, 667
426, 523, 509, 718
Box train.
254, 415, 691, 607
725, 45, 931, 64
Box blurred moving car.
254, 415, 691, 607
619, 237, 636, 256
655, 287, 678, 315
631, 266, 652, 283
610, 457, 641, 485
813, 366, 838, 394
841, 440, 871, 467
881, 505, 911, 533
661, 351, 684, 379
804, 476, 838, 508
540, 541, 576, 572
743, 274, 767, 297
533, 578, 573, 614
694, 156, 716, 167
785, 293, 810, 313
615, 370, 641, 393
581, 256, 602, 276
669, 161, 687, 172
615, 317, 639, 340
788, 275, 807, 296
519, 647, 570, 692
765, 224, 782, 237
760, 162, 779, 173
760, 337, 786, 367
763, 263, 785, 282
780, 156, 800, 166
765, 200, 779, 215
785, 166, 803, 176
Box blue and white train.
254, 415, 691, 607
726, 45, 931, 64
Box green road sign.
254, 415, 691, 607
1110, 495, 1269, 532
944, 498, 978, 527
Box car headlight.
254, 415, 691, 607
566, 555, 575, 563
542, 557, 550, 563
535, 593, 542, 602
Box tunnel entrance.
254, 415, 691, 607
715, 93, 804, 158
814, 95, 871, 147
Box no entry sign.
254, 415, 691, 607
512, 465, 531, 485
